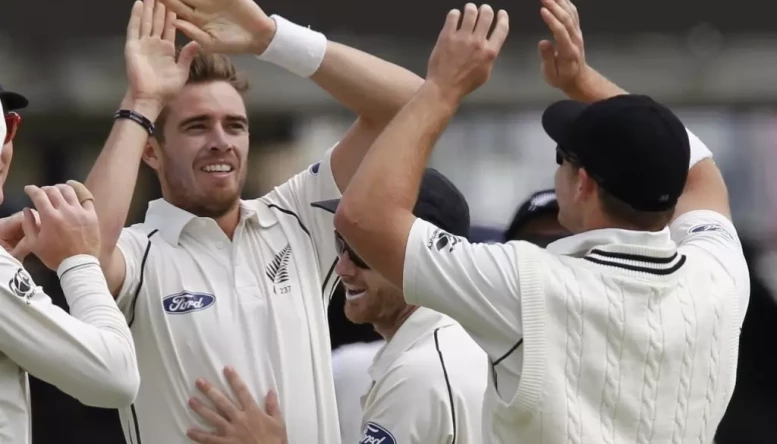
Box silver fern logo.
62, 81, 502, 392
266, 244, 292, 294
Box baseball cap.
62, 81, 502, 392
311, 168, 471, 238
0, 85, 28, 111
542, 94, 690, 212
504, 188, 559, 241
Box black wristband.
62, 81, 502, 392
114, 109, 155, 135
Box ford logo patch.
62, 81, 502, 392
162, 291, 215, 314
359, 422, 395, 444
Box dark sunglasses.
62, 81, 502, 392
555, 146, 579, 166
4, 112, 21, 145
334, 231, 370, 269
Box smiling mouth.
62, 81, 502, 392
344, 285, 367, 301
200, 163, 234, 173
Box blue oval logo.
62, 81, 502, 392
360, 422, 395, 444
162, 291, 215, 314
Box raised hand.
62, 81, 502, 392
426, 4, 510, 104
125, 0, 200, 109
187, 367, 287, 444
538, 0, 587, 92
21, 181, 101, 271
158, 0, 276, 55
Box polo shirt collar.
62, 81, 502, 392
547, 227, 675, 257
144, 198, 273, 245
368, 307, 456, 382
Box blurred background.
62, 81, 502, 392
2, 0, 777, 443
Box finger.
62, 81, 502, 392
542, 0, 576, 40
10, 237, 31, 262
459, 3, 479, 32
160, 0, 196, 22
188, 397, 231, 430
223, 366, 257, 411
540, 7, 575, 59
473, 4, 495, 40
152, 1, 167, 38
127, 1, 143, 42
173, 19, 211, 46
265, 389, 283, 420
21, 208, 39, 244
441, 9, 462, 36
162, 10, 177, 41
55, 184, 79, 207
24, 186, 55, 216
196, 378, 241, 420
65, 180, 95, 210
538, 39, 556, 64
187, 427, 228, 444
556, 0, 583, 46
42, 186, 67, 210
140, 0, 155, 37
488, 9, 510, 47
561, 0, 580, 26
177, 39, 202, 71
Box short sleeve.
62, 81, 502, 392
402, 218, 523, 367
261, 147, 341, 299
360, 364, 450, 444
670, 210, 750, 317
115, 227, 152, 318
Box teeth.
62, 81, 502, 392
345, 289, 367, 301
202, 164, 233, 173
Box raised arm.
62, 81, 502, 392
334, 4, 509, 286
538, 0, 729, 220
85, 0, 198, 295
159, 0, 424, 192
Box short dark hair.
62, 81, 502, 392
154, 50, 249, 142
597, 186, 674, 230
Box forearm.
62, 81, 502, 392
310, 42, 423, 124
565, 66, 627, 103
1, 257, 138, 407
86, 96, 161, 258
335, 82, 457, 280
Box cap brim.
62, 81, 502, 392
0, 91, 29, 111
310, 198, 341, 214
541, 100, 588, 147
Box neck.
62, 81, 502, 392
375, 305, 419, 341
215, 205, 241, 240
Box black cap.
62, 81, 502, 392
504, 189, 558, 240
542, 94, 690, 212
311, 168, 471, 238
0, 85, 28, 111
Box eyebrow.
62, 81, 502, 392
178, 114, 249, 129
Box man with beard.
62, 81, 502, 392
85, 0, 422, 442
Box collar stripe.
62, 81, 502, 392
584, 254, 686, 275
589, 248, 678, 264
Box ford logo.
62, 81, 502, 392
360, 422, 395, 444
162, 291, 215, 314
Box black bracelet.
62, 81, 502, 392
114, 109, 155, 135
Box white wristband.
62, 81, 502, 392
686, 128, 713, 169
256, 15, 327, 78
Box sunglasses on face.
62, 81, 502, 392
555, 146, 579, 166
4, 112, 21, 145
334, 231, 370, 269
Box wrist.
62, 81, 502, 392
419, 81, 462, 116
57, 254, 100, 280
255, 15, 327, 78
120, 93, 163, 120
250, 16, 278, 55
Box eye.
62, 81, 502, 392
187, 124, 206, 131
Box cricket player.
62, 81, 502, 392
0, 89, 139, 443
335, 2, 749, 444
503, 188, 568, 244
84, 0, 421, 441
312, 169, 488, 444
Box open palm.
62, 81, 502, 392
125, 0, 200, 104
160, 0, 275, 54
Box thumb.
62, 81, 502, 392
177, 40, 202, 71
10, 237, 31, 262
265, 390, 282, 420
538, 39, 556, 65
21, 208, 39, 245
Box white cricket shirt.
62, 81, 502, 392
115, 149, 342, 444
332, 340, 384, 444
358, 307, 488, 444
0, 252, 139, 444
403, 209, 749, 444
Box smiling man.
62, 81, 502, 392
84, 0, 422, 442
